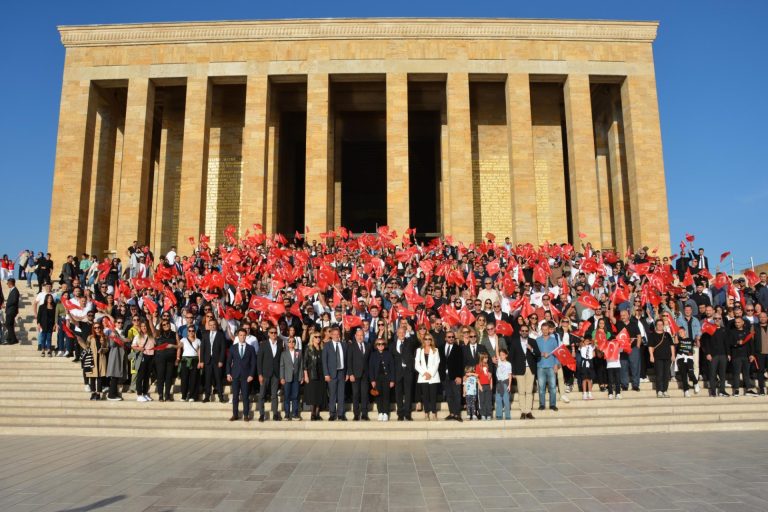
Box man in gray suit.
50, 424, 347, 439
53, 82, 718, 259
322, 325, 348, 421
280, 337, 303, 420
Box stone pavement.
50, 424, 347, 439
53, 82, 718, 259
1, 432, 767, 512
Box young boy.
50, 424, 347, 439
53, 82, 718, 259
675, 326, 700, 397
495, 349, 512, 420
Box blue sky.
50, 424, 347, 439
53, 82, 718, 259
2, 1, 766, 270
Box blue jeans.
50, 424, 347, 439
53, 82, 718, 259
537, 366, 557, 408
495, 380, 510, 419
39, 331, 52, 351
283, 380, 300, 417
619, 357, 629, 388
26, 271, 35, 287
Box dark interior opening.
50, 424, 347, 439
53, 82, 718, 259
408, 111, 441, 235
276, 111, 307, 235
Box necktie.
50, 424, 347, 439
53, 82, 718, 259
447, 345, 451, 357
359, 343, 364, 355
239, 344, 244, 358
472, 346, 476, 359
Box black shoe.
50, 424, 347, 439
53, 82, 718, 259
353, 415, 360, 421
166, 396, 174, 402
158, 397, 165, 402
719, 391, 730, 397
632, 387, 640, 392
311, 415, 318, 421
361, 415, 370, 421
273, 414, 282, 421
709, 392, 717, 397
219, 396, 226, 403
445, 414, 454, 421
551, 406, 559, 412
520, 413, 526, 420
538, 405, 545, 411
89, 393, 99, 401
258, 415, 265, 422
37, 346, 42, 351
285, 416, 292, 421
202, 397, 210, 403
328, 415, 337, 422
397, 416, 404, 421
525, 413, 535, 420
294, 415, 302, 421
0, 341, 8, 345
621, 386, 628, 391
455, 416, 463, 422
229, 415, 239, 421
244, 416, 251, 423
405, 415, 413, 421
339, 415, 348, 421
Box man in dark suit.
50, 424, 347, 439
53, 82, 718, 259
2, 279, 20, 345
508, 325, 540, 420
227, 328, 257, 421
257, 326, 283, 421
390, 324, 418, 421
346, 327, 371, 421
462, 330, 487, 368
689, 248, 709, 272
439, 327, 465, 421
322, 325, 348, 421
200, 318, 226, 402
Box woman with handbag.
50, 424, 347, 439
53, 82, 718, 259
77, 321, 109, 401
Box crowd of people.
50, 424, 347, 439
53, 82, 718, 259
2, 228, 768, 424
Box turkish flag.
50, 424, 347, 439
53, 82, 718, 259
713, 273, 729, 290
143, 297, 158, 316
266, 302, 286, 317
343, 315, 363, 331
502, 274, 516, 296
289, 302, 302, 319
248, 296, 271, 312
496, 320, 514, 336
333, 287, 344, 309
458, 307, 476, 326
533, 265, 547, 284
698, 268, 713, 280
485, 232, 496, 241
685, 233, 695, 243
438, 304, 461, 327
682, 270, 694, 287
701, 321, 717, 336
744, 269, 760, 287
578, 232, 587, 239
616, 328, 632, 353
62, 322, 76, 339
604, 340, 620, 361
578, 293, 599, 310
741, 332, 754, 346
574, 321, 591, 338
486, 259, 501, 276
629, 262, 651, 276
595, 329, 608, 351
92, 300, 109, 312
552, 344, 576, 371
720, 251, 731, 263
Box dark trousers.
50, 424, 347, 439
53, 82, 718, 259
350, 375, 369, 417
375, 377, 391, 414
628, 347, 642, 389
283, 380, 300, 417
607, 367, 621, 395
420, 383, 438, 414
732, 357, 753, 392
444, 378, 462, 416
232, 376, 250, 418
179, 361, 199, 400
754, 354, 768, 392
4, 313, 17, 343
395, 371, 414, 418
479, 384, 492, 417
655, 359, 671, 392
677, 358, 698, 391
328, 369, 346, 417
136, 355, 153, 395
258, 375, 280, 418
87, 376, 103, 394
154, 350, 176, 399
108, 377, 120, 399
709, 355, 728, 394
203, 362, 224, 399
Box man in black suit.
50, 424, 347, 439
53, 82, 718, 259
390, 324, 418, 421
200, 318, 226, 402
439, 328, 464, 421
227, 328, 257, 421
257, 325, 283, 421
322, 325, 348, 421
462, 329, 487, 368
508, 325, 540, 420
2, 279, 19, 345
689, 248, 709, 272
347, 327, 371, 420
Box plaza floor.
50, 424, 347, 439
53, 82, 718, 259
1, 432, 767, 512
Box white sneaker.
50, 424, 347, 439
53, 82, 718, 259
84, 385, 91, 392
63, 351, 70, 357
107, 396, 121, 401
608, 394, 614, 400
56, 351, 63, 357
640, 377, 650, 383
694, 384, 701, 394
684, 390, 691, 398
137, 396, 148, 402
662, 392, 670, 398
144, 395, 152, 401
657, 391, 663, 398
588, 392, 593, 400
616, 394, 622, 400
378, 413, 383, 421
582, 392, 588, 400
187, 398, 194, 402
383, 414, 388, 422
566, 385, 572, 393
561, 394, 570, 403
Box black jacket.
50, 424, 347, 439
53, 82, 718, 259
5, 286, 19, 316
509, 335, 539, 375
257, 340, 283, 378
462, 343, 487, 368
369, 349, 395, 383
346, 340, 370, 378
200, 329, 226, 366
439, 342, 465, 382
701, 327, 729, 357
390, 335, 418, 379
729, 327, 753, 358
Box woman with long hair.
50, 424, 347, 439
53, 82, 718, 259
77, 321, 109, 400
130, 319, 155, 402
415, 333, 441, 420
152, 316, 179, 402
36, 294, 57, 357
303, 330, 325, 420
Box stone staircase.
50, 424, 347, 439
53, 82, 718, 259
1, 285, 768, 439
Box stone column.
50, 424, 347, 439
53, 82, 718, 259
445, 73, 474, 243
606, 96, 629, 252
621, 73, 670, 256
505, 73, 538, 245
563, 74, 600, 246
305, 73, 331, 234
115, 77, 154, 256
48, 79, 95, 265
240, 74, 269, 236
176, 76, 212, 248
386, 73, 410, 235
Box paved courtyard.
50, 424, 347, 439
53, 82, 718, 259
1, 432, 768, 512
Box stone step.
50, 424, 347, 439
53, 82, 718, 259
2, 401, 766, 419
0, 418, 766, 440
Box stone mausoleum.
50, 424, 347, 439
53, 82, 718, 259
48, 18, 670, 263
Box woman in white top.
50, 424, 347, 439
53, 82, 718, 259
178, 329, 201, 402
414, 334, 441, 421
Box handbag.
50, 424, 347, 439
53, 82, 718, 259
81, 347, 94, 372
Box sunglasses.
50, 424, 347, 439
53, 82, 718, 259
268, 331, 277, 334
469, 335, 477, 339
376, 343, 385, 346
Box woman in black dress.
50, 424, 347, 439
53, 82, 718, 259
302, 330, 325, 420
648, 318, 675, 398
